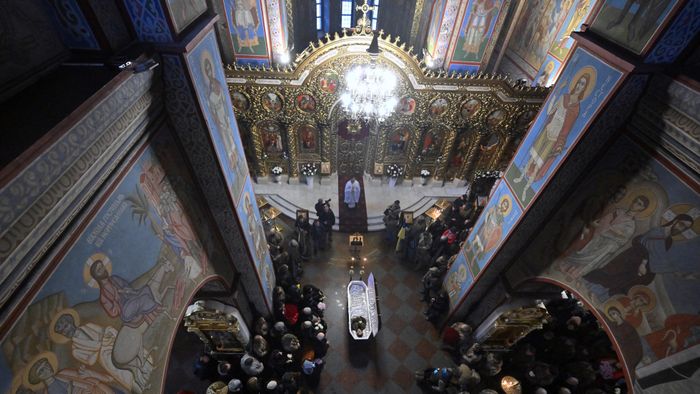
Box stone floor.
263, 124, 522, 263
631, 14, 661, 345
305, 230, 454, 393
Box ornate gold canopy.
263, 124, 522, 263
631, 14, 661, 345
226, 28, 547, 181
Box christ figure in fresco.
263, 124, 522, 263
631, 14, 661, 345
462, 0, 499, 58
512, 68, 595, 201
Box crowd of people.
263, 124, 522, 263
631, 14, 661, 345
417, 296, 627, 393
187, 202, 333, 394
382, 191, 483, 324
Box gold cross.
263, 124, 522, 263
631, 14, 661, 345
355, 0, 376, 29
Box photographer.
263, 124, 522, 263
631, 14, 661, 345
315, 198, 331, 217
318, 204, 335, 246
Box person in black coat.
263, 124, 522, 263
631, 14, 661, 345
318, 205, 335, 245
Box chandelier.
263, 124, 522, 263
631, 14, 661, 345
340, 32, 398, 122
341, 65, 398, 122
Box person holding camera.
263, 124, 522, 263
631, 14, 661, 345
318, 204, 335, 246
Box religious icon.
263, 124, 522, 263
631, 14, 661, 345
296, 94, 316, 113
402, 211, 414, 224
511, 66, 597, 201
262, 92, 283, 112
373, 163, 384, 175
535, 61, 556, 87
232, 0, 261, 53
298, 124, 318, 151
486, 109, 506, 128
232, 91, 250, 112
259, 121, 284, 153
515, 110, 537, 130
460, 0, 500, 59
461, 99, 482, 120
321, 161, 331, 174
388, 128, 410, 154
318, 70, 339, 93
429, 98, 449, 117
472, 194, 512, 262
421, 129, 441, 156
398, 96, 416, 115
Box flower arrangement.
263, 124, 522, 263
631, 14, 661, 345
474, 170, 502, 180
386, 164, 404, 178
301, 163, 318, 177
420, 169, 431, 178
271, 166, 283, 176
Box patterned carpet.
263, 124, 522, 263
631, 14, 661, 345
337, 176, 368, 233
303, 230, 453, 393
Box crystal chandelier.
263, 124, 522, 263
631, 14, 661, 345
340, 32, 398, 122
341, 65, 398, 122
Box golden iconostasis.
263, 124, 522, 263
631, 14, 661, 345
227, 30, 548, 182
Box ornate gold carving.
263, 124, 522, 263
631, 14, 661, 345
226, 29, 547, 181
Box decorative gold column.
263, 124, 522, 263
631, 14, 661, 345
435, 128, 456, 181
459, 129, 486, 180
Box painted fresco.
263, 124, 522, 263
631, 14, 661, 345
549, 0, 597, 60
517, 135, 700, 391
223, 0, 270, 64
463, 180, 523, 275
236, 178, 274, 304
121, 0, 173, 42
165, 0, 207, 34
0, 129, 232, 394
590, 0, 678, 55
186, 30, 248, 205
505, 47, 624, 207
450, 0, 504, 68
425, 0, 447, 57
511, 0, 575, 71
533, 55, 562, 87
445, 251, 474, 309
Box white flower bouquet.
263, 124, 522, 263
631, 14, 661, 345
386, 164, 404, 178
271, 166, 283, 175
420, 169, 431, 178
301, 163, 318, 177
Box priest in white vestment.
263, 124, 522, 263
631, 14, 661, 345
344, 177, 361, 209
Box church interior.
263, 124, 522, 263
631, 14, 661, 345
0, 0, 698, 393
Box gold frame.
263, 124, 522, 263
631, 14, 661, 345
226, 29, 547, 181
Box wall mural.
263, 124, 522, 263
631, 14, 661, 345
186, 29, 273, 309
425, 0, 448, 59
445, 251, 474, 309
0, 129, 232, 394
589, 0, 678, 55
164, 0, 207, 34
223, 0, 271, 65
505, 46, 624, 208
236, 178, 275, 304
463, 180, 523, 277
264, 0, 289, 63
533, 54, 563, 88
510, 135, 700, 392
227, 30, 546, 181
447, 0, 507, 73
186, 30, 249, 204
505, 0, 599, 83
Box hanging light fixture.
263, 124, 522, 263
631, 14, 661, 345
340, 31, 399, 122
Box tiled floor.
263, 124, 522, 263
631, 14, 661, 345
304, 230, 454, 393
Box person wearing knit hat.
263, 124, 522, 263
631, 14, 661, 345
227, 379, 242, 392
241, 353, 264, 376
301, 359, 315, 375
303, 306, 312, 315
